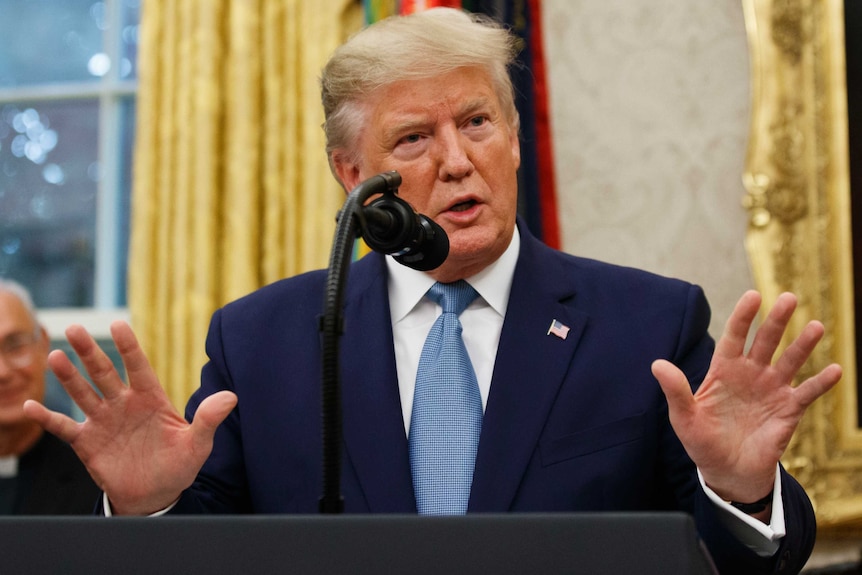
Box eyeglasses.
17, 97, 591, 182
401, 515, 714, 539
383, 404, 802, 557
0, 333, 39, 369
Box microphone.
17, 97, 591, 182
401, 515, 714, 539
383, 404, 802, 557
359, 182, 449, 272
320, 170, 449, 514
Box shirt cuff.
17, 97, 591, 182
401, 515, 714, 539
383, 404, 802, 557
697, 465, 785, 557
102, 492, 178, 517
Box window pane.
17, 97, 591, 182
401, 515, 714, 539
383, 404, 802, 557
0, 0, 106, 87
120, 0, 142, 80
0, 99, 99, 307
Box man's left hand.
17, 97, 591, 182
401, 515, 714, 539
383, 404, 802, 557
651, 290, 842, 505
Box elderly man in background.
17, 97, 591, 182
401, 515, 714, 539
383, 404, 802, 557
0, 279, 99, 514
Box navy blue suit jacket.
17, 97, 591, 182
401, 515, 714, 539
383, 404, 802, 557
175, 221, 815, 574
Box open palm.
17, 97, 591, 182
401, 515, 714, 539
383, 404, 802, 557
652, 291, 842, 503
23, 321, 237, 515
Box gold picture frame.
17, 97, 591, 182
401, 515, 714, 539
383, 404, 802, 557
742, 0, 861, 528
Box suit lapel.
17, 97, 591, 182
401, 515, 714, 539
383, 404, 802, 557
469, 229, 588, 512
340, 254, 417, 512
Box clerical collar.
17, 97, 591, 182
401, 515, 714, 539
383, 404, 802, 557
0, 455, 19, 478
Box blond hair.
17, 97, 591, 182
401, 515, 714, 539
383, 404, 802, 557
321, 7, 521, 166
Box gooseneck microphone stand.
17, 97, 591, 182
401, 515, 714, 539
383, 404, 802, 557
318, 171, 403, 514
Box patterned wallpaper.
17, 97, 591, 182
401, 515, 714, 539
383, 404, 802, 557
542, 0, 753, 336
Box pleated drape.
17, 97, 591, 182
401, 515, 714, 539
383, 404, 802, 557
129, 0, 362, 407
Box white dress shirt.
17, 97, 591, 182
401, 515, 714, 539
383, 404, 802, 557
387, 228, 520, 434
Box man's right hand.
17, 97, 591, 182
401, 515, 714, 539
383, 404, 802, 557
22, 320, 237, 516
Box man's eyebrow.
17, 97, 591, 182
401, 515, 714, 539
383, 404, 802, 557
383, 117, 430, 142
457, 97, 492, 118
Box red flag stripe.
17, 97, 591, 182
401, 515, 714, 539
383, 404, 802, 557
527, 0, 560, 249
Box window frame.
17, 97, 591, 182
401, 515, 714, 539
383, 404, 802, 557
0, 0, 138, 337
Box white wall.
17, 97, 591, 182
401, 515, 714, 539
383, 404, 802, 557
543, 0, 753, 337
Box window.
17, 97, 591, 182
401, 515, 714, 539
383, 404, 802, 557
0, 0, 139, 418
0, 0, 140, 312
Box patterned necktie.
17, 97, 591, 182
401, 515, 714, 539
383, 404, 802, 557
409, 280, 482, 515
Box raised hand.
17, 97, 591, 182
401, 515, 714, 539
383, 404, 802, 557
651, 290, 842, 504
22, 321, 237, 515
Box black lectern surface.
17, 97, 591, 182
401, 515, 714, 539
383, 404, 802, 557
1, 512, 717, 575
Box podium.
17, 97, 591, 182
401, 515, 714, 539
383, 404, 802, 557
1, 512, 718, 574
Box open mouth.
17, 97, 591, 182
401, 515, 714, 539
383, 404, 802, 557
449, 199, 477, 213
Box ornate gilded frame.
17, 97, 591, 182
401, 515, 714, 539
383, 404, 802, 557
742, 0, 860, 528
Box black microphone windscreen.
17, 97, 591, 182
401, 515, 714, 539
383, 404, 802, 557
393, 215, 449, 271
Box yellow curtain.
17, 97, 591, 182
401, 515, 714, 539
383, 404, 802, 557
129, 0, 363, 408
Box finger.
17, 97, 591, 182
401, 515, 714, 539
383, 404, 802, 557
772, 320, 825, 381
652, 359, 696, 420
110, 321, 161, 393
65, 324, 126, 400
746, 292, 798, 366
714, 290, 762, 360
190, 391, 238, 450
47, 349, 104, 414
22, 399, 83, 444
793, 363, 842, 408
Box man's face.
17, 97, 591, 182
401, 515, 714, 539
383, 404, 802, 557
333, 67, 521, 283
0, 292, 48, 427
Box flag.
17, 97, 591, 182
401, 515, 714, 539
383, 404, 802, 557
465, 0, 560, 248
547, 319, 570, 340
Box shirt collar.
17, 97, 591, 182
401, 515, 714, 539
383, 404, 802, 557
386, 225, 521, 322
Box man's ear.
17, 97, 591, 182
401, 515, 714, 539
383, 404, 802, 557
509, 125, 521, 171
331, 150, 362, 193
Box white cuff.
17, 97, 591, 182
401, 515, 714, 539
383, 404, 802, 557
697, 465, 785, 557
102, 492, 178, 517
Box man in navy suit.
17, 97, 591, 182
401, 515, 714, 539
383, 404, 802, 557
24, 8, 842, 574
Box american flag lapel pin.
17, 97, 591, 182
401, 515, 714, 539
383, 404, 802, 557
547, 319, 570, 340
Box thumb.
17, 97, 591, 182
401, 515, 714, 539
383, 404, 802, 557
23, 400, 81, 444
652, 359, 695, 418
190, 391, 238, 441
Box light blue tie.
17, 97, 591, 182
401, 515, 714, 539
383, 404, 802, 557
409, 280, 482, 515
